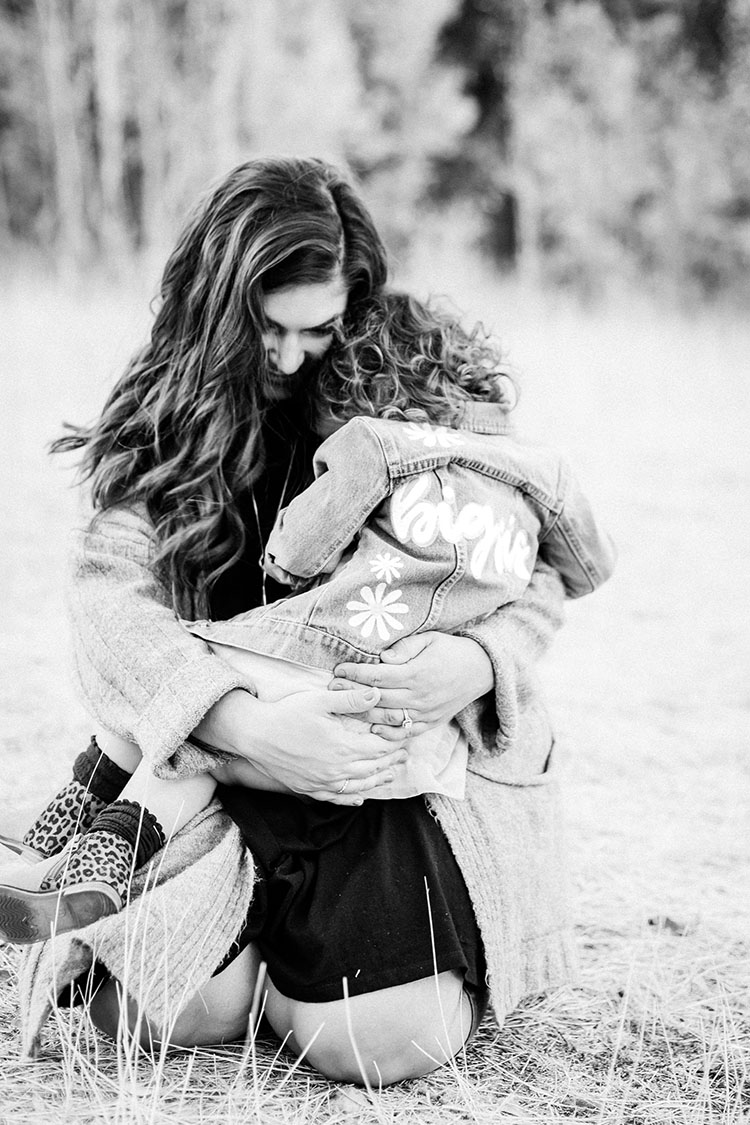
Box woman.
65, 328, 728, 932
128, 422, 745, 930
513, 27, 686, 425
12, 157, 573, 1085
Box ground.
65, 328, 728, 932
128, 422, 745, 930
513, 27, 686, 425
0, 274, 747, 1123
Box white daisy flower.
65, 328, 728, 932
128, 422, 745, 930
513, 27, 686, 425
347, 583, 410, 641
369, 552, 404, 583
403, 422, 463, 448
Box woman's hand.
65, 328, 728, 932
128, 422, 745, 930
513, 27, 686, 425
194, 686, 407, 805
330, 632, 494, 742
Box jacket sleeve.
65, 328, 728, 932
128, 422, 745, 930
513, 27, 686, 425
67, 505, 247, 778
539, 460, 617, 598
266, 418, 390, 578
455, 558, 566, 755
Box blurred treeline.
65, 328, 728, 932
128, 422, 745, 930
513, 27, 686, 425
2, 0, 749, 297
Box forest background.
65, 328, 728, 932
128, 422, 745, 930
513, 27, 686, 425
1, 2, 749, 1123
2, 0, 750, 297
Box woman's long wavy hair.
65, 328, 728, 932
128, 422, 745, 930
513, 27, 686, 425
312, 291, 516, 435
54, 157, 388, 615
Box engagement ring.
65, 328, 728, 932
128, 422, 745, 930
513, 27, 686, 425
401, 708, 413, 734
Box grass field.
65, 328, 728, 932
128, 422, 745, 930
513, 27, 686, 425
0, 273, 748, 1123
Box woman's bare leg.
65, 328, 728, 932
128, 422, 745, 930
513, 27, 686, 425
89, 954, 474, 1084
263, 969, 475, 1086
88, 942, 265, 1048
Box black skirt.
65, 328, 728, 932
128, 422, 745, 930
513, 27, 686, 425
214, 786, 487, 1004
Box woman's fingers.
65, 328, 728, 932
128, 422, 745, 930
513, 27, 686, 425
308, 767, 398, 806
365, 724, 405, 743
317, 747, 406, 803
331, 664, 405, 690
364, 706, 436, 740
331, 634, 491, 734
323, 686, 381, 714
332, 635, 428, 684
328, 680, 432, 719
332, 684, 414, 711
307, 789, 363, 806
369, 721, 430, 741
356, 766, 398, 791
367, 706, 415, 728
348, 747, 407, 779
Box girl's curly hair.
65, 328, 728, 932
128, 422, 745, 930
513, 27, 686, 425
311, 291, 516, 436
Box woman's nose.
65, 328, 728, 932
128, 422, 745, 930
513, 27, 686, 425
271, 333, 305, 375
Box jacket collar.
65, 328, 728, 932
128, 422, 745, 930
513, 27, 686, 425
457, 401, 516, 435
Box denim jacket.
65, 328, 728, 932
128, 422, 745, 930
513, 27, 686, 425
192, 403, 615, 669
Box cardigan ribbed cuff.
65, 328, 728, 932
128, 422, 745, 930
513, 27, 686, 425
131, 650, 250, 778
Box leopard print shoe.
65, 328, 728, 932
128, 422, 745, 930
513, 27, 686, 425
0, 880, 121, 944
0, 802, 165, 945
0, 832, 129, 944
40, 830, 134, 899
21, 780, 109, 859
22, 738, 131, 859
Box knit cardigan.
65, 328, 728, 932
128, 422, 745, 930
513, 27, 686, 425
18, 505, 576, 1056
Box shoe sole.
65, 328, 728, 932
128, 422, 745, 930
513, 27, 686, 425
0, 884, 121, 944
0, 835, 45, 865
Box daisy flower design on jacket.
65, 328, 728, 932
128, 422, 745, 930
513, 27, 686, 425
403, 422, 464, 449
369, 551, 404, 583
347, 582, 410, 641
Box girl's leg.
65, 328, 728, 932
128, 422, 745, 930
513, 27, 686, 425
95, 731, 143, 773
40, 762, 217, 901
19, 730, 140, 858
0, 762, 217, 944
115, 760, 217, 840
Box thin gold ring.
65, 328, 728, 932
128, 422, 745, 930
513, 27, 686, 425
336, 778, 350, 795
401, 708, 413, 734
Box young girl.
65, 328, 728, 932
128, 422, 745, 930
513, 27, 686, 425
0, 290, 615, 945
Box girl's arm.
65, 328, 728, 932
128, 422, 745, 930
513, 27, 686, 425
539, 459, 617, 598
265, 417, 389, 579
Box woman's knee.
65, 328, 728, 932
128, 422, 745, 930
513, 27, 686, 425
265, 970, 474, 1086
88, 943, 262, 1050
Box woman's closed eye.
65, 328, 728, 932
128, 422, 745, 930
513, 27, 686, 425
266, 318, 341, 341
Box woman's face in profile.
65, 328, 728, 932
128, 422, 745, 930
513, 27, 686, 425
261, 277, 348, 401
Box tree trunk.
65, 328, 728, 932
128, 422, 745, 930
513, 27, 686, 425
34, 0, 91, 269
130, 0, 170, 263
90, 0, 129, 266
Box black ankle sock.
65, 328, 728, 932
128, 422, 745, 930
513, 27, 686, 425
22, 738, 135, 859
72, 737, 132, 804
87, 800, 166, 869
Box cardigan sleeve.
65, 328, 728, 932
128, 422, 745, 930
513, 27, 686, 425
454, 558, 565, 756
67, 505, 247, 778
